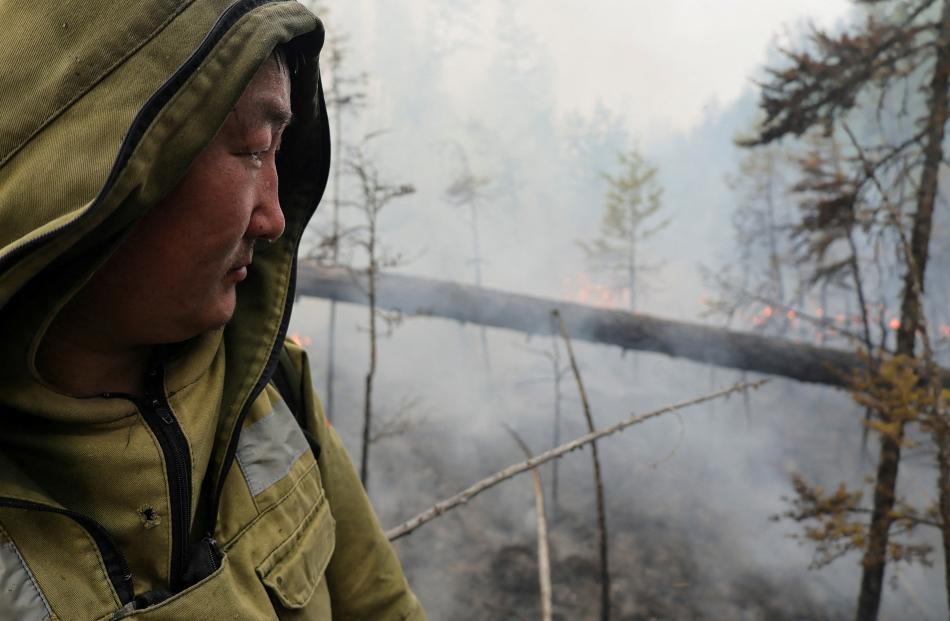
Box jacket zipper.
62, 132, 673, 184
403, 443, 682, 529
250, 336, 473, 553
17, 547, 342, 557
207, 259, 298, 531
0, 0, 289, 606
136, 366, 192, 591
0, 498, 134, 605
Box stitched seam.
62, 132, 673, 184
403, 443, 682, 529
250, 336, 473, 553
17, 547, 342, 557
166, 349, 222, 398
0, 522, 53, 619
220, 459, 318, 551
258, 487, 322, 572
234, 450, 262, 512
0, 1, 194, 168
73, 518, 121, 608
6, 540, 53, 619
5, 513, 119, 610
257, 494, 324, 606
137, 410, 174, 584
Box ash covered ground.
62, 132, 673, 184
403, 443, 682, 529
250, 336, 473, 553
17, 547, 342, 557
290, 299, 942, 619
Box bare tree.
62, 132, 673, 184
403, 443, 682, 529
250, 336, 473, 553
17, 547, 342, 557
503, 425, 553, 621
318, 28, 367, 423
445, 145, 493, 368
554, 310, 610, 621
345, 136, 415, 489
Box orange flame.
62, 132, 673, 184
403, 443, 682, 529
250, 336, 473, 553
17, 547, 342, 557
564, 274, 629, 310
288, 332, 313, 348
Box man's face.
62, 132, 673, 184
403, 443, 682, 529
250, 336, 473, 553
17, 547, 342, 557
78, 56, 292, 345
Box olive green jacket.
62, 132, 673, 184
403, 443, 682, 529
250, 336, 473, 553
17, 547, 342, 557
0, 1, 425, 619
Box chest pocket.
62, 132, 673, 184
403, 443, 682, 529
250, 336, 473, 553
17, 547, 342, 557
232, 389, 335, 612
256, 488, 335, 610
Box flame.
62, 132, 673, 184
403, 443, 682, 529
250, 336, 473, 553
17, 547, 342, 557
564, 273, 629, 310
288, 332, 313, 348
888, 318, 901, 331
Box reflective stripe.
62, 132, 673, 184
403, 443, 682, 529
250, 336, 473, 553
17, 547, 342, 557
236, 399, 310, 496
0, 540, 51, 621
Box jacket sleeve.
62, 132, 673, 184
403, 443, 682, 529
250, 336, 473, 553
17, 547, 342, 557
283, 340, 427, 621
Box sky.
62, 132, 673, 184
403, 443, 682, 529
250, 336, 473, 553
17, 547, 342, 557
338, 0, 855, 137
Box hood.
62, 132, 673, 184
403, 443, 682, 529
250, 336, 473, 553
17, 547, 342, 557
0, 0, 329, 304
0, 0, 330, 520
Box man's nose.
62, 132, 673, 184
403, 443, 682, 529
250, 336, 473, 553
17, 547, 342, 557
248, 161, 285, 241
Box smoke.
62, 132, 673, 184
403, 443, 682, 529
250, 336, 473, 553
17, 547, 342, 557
289, 1, 945, 618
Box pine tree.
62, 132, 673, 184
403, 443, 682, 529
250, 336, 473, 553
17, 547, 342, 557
580, 149, 669, 312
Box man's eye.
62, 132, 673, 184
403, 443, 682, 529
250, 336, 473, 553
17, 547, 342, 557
245, 150, 266, 166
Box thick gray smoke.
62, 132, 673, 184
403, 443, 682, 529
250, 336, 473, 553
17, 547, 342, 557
289, 1, 945, 618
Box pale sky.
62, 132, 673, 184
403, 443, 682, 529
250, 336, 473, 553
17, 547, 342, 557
533, 0, 854, 133
341, 0, 855, 136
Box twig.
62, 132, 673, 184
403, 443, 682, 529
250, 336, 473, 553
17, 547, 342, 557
711, 275, 870, 349
553, 309, 610, 621
385, 379, 768, 541
503, 424, 553, 621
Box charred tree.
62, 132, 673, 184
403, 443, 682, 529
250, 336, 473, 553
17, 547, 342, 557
743, 1, 950, 617
295, 262, 950, 388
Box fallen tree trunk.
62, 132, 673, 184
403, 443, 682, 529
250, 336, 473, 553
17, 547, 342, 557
295, 261, 950, 388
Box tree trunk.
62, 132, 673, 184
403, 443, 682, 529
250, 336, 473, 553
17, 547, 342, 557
324, 49, 345, 423
856, 3, 950, 618
550, 333, 563, 523
360, 258, 377, 489
937, 430, 950, 614
295, 261, 950, 388
503, 427, 553, 621
556, 311, 610, 621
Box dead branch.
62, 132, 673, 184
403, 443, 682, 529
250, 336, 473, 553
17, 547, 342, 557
295, 261, 950, 387
385, 379, 768, 541
554, 310, 610, 621
503, 425, 553, 621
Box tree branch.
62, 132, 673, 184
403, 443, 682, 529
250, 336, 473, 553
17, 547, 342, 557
385, 380, 769, 541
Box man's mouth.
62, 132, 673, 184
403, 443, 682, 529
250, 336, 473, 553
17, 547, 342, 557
229, 252, 253, 273
227, 254, 252, 281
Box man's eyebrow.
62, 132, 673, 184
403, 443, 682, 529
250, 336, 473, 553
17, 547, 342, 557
256, 101, 294, 130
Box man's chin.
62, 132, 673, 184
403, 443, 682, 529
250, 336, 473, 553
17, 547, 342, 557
183, 294, 237, 338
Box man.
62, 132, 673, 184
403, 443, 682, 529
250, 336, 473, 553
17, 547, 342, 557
0, 1, 425, 619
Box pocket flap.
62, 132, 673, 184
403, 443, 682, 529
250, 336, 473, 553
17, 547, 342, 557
256, 496, 336, 609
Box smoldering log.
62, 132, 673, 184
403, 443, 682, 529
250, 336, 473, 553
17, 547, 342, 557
294, 261, 949, 388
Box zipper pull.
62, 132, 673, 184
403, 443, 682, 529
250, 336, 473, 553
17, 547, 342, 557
151, 399, 175, 424
204, 535, 222, 571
